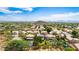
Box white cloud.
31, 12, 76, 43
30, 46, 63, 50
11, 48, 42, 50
51, 12, 79, 18
23, 7, 33, 11
0, 15, 27, 21
0, 7, 9, 13
0, 7, 22, 14
0, 12, 79, 22
12, 11, 22, 14
0, 7, 33, 14
37, 12, 79, 22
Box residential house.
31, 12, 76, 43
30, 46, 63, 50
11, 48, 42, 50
26, 34, 35, 40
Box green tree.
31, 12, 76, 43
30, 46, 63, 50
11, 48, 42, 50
39, 40, 52, 49
72, 30, 78, 38
5, 40, 29, 51
33, 36, 43, 46
19, 32, 26, 38
45, 27, 52, 33
43, 24, 47, 28
55, 35, 67, 50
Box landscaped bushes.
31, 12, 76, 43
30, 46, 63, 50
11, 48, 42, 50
64, 47, 76, 51
5, 40, 29, 51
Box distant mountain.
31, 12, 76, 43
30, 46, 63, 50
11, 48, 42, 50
33, 20, 47, 25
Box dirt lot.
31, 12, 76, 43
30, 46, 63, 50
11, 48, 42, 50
0, 35, 7, 51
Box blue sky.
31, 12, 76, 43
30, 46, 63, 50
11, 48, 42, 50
0, 7, 79, 22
